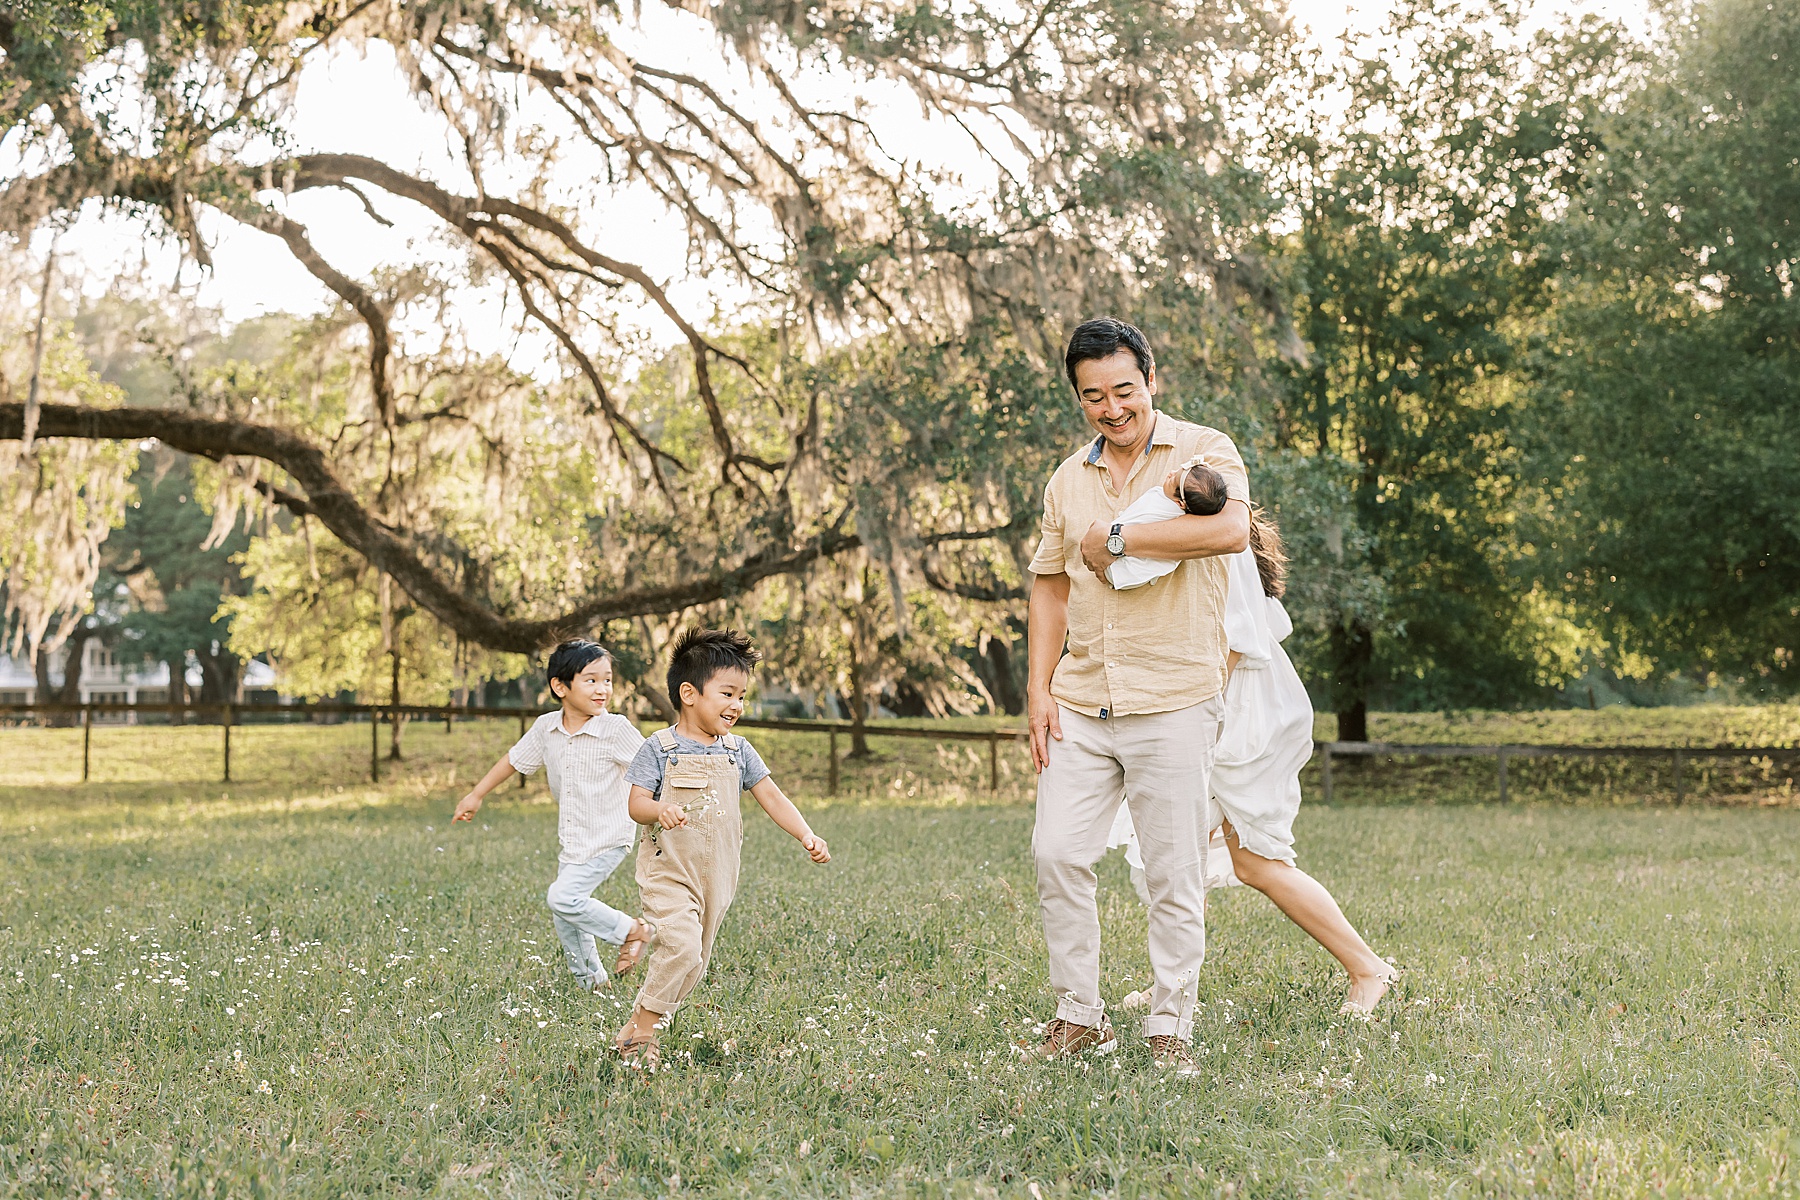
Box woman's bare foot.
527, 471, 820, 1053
1340, 964, 1399, 1017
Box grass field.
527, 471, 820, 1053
3, 720, 1799, 1197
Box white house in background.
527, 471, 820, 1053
0, 645, 278, 722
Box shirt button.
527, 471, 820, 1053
1107, 662, 1116, 668
1106, 623, 1114, 630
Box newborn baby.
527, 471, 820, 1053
1105, 458, 1229, 590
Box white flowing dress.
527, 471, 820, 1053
1108, 546, 1316, 886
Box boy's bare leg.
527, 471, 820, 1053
1221, 821, 1394, 1012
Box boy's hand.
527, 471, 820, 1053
655, 802, 688, 830
803, 833, 831, 864
453, 792, 483, 822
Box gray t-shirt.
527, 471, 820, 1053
625, 729, 771, 802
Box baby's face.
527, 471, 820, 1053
1161, 467, 1182, 502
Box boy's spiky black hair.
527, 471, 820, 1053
547, 639, 610, 693
667, 627, 760, 708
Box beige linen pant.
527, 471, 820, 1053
633, 744, 744, 1016
1033, 700, 1220, 1041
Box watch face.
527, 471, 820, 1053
1107, 534, 1126, 556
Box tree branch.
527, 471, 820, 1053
1, 401, 861, 652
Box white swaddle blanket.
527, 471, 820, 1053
1104, 487, 1185, 590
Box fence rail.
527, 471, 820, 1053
0, 701, 1031, 791
4, 702, 1795, 800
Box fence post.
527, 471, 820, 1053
370, 709, 380, 783
828, 728, 839, 796
1320, 743, 1333, 804
1673, 744, 1686, 804
518, 708, 528, 788
445, 709, 453, 735
222, 704, 233, 784
988, 731, 999, 793
82, 705, 91, 783
1497, 748, 1508, 804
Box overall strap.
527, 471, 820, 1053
654, 727, 679, 752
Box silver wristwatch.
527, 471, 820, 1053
1105, 522, 1126, 557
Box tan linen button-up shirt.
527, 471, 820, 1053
1027, 411, 1251, 718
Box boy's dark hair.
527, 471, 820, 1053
667, 627, 761, 707
547, 639, 610, 692
1179, 462, 1229, 517
1064, 317, 1155, 389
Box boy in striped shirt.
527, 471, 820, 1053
454, 640, 656, 990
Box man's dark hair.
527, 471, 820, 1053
1064, 317, 1155, 389
547, 639, 610, 691
667, 627, 761, 708
1179, 462, 1229, 516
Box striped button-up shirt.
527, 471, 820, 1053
508, 711, 646, 864
1027, 411, 1251, 718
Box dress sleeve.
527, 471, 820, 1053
507, 717, 546, 776
1223, 547, 1274, 663
1026, 476, 1066, 576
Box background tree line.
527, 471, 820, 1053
1, 0, 1793, 739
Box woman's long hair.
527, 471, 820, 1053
1248, 507, 1287, 599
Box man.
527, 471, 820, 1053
1024, 317, 1251, 1075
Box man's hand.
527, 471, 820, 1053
1078, 519, 1116, 578
1028, 688, 1063, 773
802, 833, 831, 863
655, 801, 689, 830
453, 792, 483, 822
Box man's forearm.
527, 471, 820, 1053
1123, 501, 1249, 560
1027, 573, 1071, 694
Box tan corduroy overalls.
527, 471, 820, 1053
633, 729, 745, 1015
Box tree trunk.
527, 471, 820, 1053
1330, 619, 1374, 744
167, 657, 188, 725
845, 635, 872, 758
387, 644, 405, 761
35, 630, 92, 726
982, 630, 1024, 716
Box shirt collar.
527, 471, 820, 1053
553, 712, 610, 737
1085, 410, 1174, 465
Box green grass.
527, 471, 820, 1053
2, 722, 1799, 1197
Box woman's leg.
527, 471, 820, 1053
1221, 821, 1394, 1012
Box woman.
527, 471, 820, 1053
1109, 502, 1396, 1014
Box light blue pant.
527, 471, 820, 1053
546, 846, 637, 989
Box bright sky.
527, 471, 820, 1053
27, 0, 1653, 357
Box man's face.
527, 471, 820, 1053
1072, 348, 1156, 452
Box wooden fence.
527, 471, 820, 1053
4, 702, 1795, 800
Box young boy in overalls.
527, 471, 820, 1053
615, 627, 831, 1069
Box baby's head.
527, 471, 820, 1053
668, 627, 762, 734
1162, 459, 1229, 516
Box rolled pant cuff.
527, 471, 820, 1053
1141, 1015, 1193, 1041
634, 987, 683, 1018
605, 910, 637, 945
1055, 996, 1107, 1028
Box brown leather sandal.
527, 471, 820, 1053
617, 1034, 662, 1072
614, 919, 656, 976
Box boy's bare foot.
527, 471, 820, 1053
1340, 965, 1399, 1017
615, 919, 656, 975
